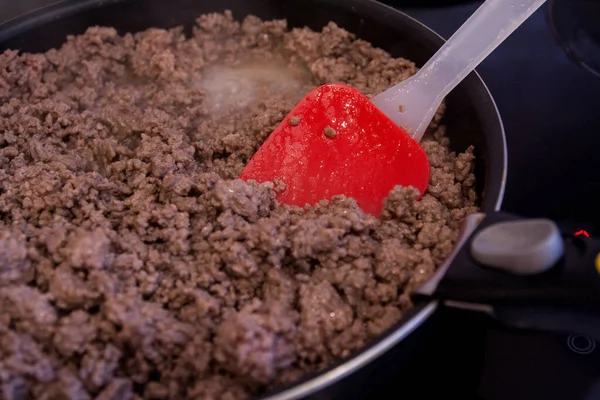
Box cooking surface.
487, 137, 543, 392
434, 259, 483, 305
1, 1, 600, 399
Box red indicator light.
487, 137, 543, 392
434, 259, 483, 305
575, 230, 590, 238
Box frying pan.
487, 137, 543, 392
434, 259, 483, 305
1, 0, 598, 399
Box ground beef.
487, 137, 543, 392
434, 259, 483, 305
0, 11, 478, 400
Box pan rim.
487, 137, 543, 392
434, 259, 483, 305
0, 0, 506, 399
262, 301, 439, 400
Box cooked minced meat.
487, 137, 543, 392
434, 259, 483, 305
0, 11, 478, 400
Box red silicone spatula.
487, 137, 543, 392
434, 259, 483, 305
240, 0, 546, 216
240, 84, 427, 217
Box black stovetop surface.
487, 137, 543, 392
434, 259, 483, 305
373, 307, 600, 400
2, 1, 600, 399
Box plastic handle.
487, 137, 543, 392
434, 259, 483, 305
432, 211, 600, 309
421, 211, 600, 339
420, 0, 546, 99
373, 0, 547, 142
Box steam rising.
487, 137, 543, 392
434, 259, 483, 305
201, 57, 311, 117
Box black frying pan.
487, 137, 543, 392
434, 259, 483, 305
1, 1, 597, 399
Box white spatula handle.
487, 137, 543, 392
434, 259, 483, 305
373, 0, 546, 142
419, 0, 546, 98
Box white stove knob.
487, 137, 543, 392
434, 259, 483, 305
470, 219, 564, 275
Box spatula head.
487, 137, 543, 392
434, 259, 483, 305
239, 83, 430, 216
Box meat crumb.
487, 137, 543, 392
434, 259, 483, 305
323, 125, 338, 138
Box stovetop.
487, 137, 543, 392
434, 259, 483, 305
389, 2, 600, 400
2, 1, 600, 399
373, 307, 600, 400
